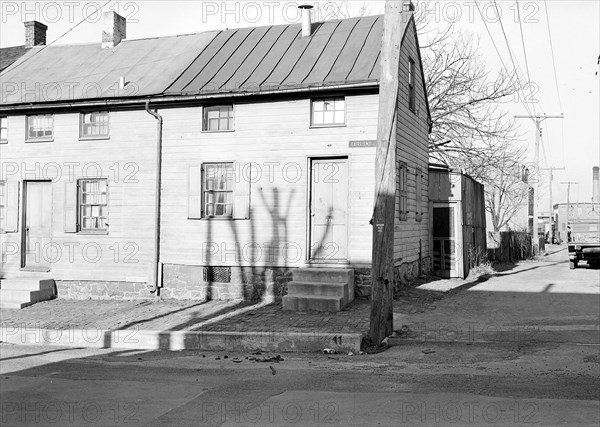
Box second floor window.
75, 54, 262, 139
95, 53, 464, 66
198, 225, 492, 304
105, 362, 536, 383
0, 181, 5, 229
311, 97, 345, 126
26, 114, 53, 141
80, 111, 109, 139
0, 117, 7, 143
203, 106, 234, 132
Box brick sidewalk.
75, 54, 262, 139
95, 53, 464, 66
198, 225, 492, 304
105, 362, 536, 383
0, 284, 443, 336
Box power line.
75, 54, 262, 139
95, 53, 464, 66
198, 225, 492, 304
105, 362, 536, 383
491, 0, 539, 115
543, 0, 564, 114
7, 0, 111, 73
514, 0, 537, 115
475, 0, 533, 117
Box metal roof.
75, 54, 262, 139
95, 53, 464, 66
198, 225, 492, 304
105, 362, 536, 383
0, 15, 397, 106
165, 16, 383, 95
0, 45, 31, 72
0, 32, 217, 105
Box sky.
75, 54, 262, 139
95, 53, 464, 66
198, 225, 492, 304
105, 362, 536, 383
1, 0, 599, 207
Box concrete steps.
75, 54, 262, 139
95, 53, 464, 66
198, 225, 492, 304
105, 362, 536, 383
0, 278, 56, 309
283, 268, 354, 312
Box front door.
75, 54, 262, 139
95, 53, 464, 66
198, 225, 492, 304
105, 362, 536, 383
22, 181, 52, 271
432, 204, 458, 277
309, 158, 348, 261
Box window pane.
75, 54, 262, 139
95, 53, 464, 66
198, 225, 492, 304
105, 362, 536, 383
334, 111, 344, 124
312, 112, 323, 125
324, 111, 334, 124
313, 101, 324, 112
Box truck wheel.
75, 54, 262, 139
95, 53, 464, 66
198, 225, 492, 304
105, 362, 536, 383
569, 260, 578, 270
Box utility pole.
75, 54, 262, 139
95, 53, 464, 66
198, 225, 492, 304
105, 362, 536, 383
560, 181, 579, 242
540, 166, 565, 244
369, 0, 406, 345
515, 114, 563, 255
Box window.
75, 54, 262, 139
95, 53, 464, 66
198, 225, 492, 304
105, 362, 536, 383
203, 106, 234, 131
203, 163, 234, 217
26, 114, 53, 141
398, 162, 408, 221
311, 97, 345, 126
0, 117, 7, 143
0, 181, 5, 229
408, 58, 416, 112
79, 179, 108, 231
415, 168, 423, 221
80, 111, 109, 139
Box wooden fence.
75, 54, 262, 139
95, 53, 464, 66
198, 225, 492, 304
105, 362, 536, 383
487, 232, 544, 263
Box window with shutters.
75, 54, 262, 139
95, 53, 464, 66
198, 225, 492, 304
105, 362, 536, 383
0, 181, 5, 229
187, 162, 251, 220
26, 114, 53, 141
78, 179, 108, 232
398, 162, 408, 221
0, 117, 7, 143
80, 111, 109, 139
415, 168, 423, 221
203, 106, 234, 132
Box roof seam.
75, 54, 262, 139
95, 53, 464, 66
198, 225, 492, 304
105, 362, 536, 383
344, 16, 379, 82
298, 20, 343, 85
322, 18, 361, 83
220, 26, 273, 91
238, 26, 289, 89
258, 27, 302, 87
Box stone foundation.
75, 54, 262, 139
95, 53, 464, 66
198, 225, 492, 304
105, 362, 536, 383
161, 264, 293, 301
352, 256, 433, 299
56, 280, 154, 300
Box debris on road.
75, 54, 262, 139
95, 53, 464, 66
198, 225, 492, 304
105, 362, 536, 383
422, 348, 436, 354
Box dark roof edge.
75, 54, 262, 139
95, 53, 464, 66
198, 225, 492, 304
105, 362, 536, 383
0, 82, 379, 113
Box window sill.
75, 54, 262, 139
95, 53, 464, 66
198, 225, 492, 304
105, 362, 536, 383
188, 217, 250, 221
0, 141, 7, 144
78, 230, 109, 235
309, 124, 346, 129
79, 136, 110, 141
201, 129, 235, 133
26, 138, 53, 143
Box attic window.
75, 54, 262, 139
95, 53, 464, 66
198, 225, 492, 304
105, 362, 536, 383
311, 97, 345, 126
203, 106, 234, 132
408, 58, 416, 113
26, 114, 53, 141
0, 117, 7, 143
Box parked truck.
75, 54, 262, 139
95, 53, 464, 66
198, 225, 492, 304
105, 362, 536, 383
567, 214, 600, 269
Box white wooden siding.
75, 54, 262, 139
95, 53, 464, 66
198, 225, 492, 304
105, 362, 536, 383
393, 22, 431, 264
159, 94, 379, 268
0, 111, 157, 282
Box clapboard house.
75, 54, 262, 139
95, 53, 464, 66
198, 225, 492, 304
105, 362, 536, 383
0, 4, 431, 310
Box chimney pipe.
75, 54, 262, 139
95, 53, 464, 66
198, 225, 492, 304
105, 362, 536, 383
24, 21, 47, 48
403, 1, 415, 12
593, 166, 600, 203
299, 5, 313, 37
102, 11, 126, 48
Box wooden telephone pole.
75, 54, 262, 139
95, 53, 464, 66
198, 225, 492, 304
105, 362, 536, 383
540, 166, 565, 243
515, 114, 563, 254
369, 0, 406, 344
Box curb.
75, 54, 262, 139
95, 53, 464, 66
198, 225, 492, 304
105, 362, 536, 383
0, 326, 362, 353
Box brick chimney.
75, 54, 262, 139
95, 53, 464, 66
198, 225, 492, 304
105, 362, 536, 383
24, 21, 47, 48
102, 11, 126, 48
593, 166, 600, 203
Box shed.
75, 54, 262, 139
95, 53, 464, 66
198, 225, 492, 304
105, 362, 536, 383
429, 166, 487, 278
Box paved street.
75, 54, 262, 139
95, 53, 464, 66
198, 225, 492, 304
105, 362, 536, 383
1, 247, 599, 426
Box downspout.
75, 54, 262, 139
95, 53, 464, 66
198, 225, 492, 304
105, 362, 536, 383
145, 99, 163, 295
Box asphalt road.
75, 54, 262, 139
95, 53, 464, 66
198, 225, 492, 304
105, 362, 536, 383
1, 252, 599, 427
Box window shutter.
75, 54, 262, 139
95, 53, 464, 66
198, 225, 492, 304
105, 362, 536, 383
233, 162, 252, 220
187, 163, 202, 219
64, 181, 78, 233
416, 169, 423, 221
4, 181, 19, 233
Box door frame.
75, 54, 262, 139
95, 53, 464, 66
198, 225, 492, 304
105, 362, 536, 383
305, 155, 351, 264
431, 201, 462, 278
21, 180, 53, 271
